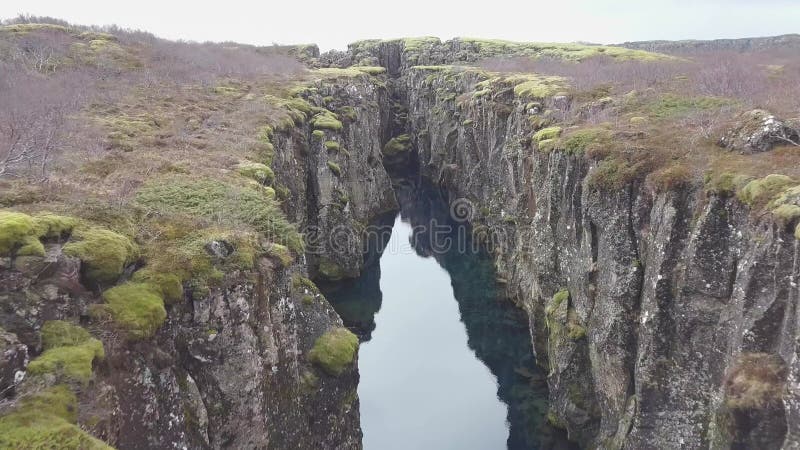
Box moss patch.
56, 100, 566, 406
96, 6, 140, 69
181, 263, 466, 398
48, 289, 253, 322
62, 227, 138, 286
327, 161, 342, 177
0, 385, 112, 449
532, 126, 562, 143
136, 177, 303, 253
236, 161, 275, 185
311, 111, 343, 131
324, 141, 341, 152
27, 321, 104, 385
308, 327, 359, 376
131, 270, 184, 305
101, 282, 167, 340
383, 134, 411, 156
737, 174, 796, 207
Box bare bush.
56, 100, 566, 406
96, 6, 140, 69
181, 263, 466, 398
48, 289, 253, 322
0, 64, 90, 179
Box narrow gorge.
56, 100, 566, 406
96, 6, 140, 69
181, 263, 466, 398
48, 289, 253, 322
2, 26, 800, 450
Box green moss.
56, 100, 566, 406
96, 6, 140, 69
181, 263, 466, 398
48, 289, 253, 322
131, 270, 184, 304
355, 66, 387, 76
0, 385, 112, 449
383, 134, 411, 156
339, 106, 358, 121
136, 177, 304, 253
588, 158, 640, 191
236, 161, 275, 185
0, 211, 79, 257
737, 174, 795, 207
704, 171, 753, 196
312, 129, 325, 140
27, 321, 104, 384
772, 204, 800, 223
795, 223, 800, 240
511, 74, 566, 99
325, 141, 341, 152
548, 289, 569, 315
562, 127, 612, 154
266, 243, 293, 267
311, 111, 343, 131
532, 127, 562, 143
33, 214, 78, 238
646, 94, 736, 119
62, 227, 138, 286
17, 235, 45, 257
308, 327, 359, 376
101, 282, 166, 340
40, 320, 93, 349
292, 274, 320, 294
327, 161, 342, 177
318, 258, 346, 280
0, 211, 37, 256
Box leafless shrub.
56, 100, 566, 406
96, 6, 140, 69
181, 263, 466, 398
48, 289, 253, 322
0, 64, 91, 179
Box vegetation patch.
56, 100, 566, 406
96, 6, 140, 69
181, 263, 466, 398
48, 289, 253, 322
311, 111, 343, 131
0, 211, 77, 257
0, 385, 112, 449
308, 327, 359, 376
324, 141, 341, 152
724, 353, 787, 410
737, 174, 796, 207
383, 134, 411, 156
27, 321, 104, 384
532, 126, 562, 143
101, 282, 167, 340
131, 269, 184, 304
135, 177, 303, 252
63, 227, 138, 286
327, 161, 342, 177
236, 161, 275, 185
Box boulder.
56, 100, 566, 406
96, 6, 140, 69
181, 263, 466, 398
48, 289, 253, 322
719, 109, 799, 153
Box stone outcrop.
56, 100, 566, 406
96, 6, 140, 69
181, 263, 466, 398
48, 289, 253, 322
719, 109, 799, 154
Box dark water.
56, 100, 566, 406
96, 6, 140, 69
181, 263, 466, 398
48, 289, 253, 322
323, 179, 571, 450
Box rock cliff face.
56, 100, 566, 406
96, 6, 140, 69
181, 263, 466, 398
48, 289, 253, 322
319, 39, 800, 448
0, 72, 398, 449
0, 242, 362, 449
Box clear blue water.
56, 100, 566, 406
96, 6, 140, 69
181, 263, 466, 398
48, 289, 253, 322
357, 215, 508, 450
322, 180, 572, 450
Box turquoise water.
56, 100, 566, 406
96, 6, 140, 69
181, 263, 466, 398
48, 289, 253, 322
323, 180, 571, 450
357, 215, 509, 450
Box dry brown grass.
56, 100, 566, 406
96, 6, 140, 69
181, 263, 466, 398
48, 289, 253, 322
724, 353, 788, 411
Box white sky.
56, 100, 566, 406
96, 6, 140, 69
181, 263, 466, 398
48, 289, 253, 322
2, 0, 798, 51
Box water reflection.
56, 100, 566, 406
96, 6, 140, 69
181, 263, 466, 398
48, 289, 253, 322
322, 178, 573, 449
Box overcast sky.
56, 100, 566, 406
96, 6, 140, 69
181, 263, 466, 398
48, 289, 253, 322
2, 0, 798, 51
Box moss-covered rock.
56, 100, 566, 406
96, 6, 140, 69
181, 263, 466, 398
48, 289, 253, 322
383, 134, 411, 156
101, 282, 167, 340
311, 111, 343, 131
236, 161, 275, 185
308, 327, 359, 376
532, 126, 562, 143
327, 161, 342, 177
0, 211, 79, 257
27, 321, 104, 385
0, 385, 112, 449
0, 211, 38, 256
737, 174, 795, 207
131, 269, 184, 304
62, 227, 138, 286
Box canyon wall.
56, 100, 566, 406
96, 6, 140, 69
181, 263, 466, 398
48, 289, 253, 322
346, 40, 800, 448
